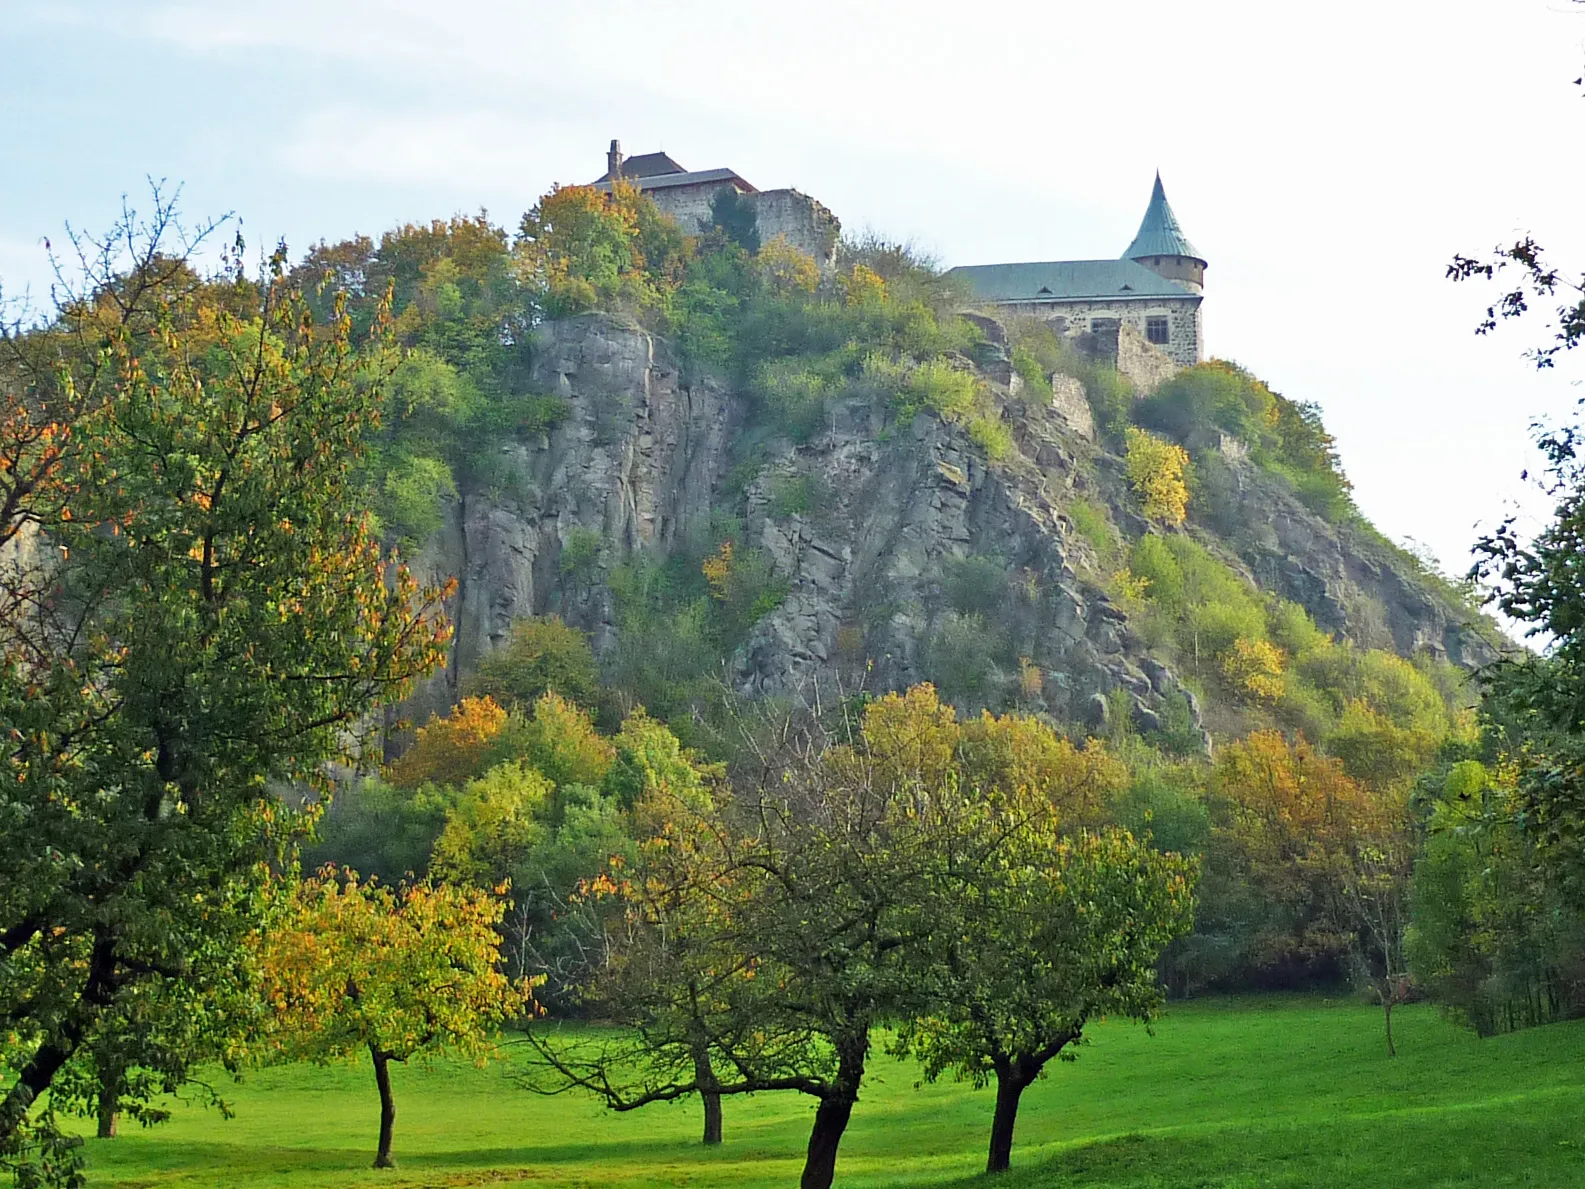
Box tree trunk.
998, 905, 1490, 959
701, 1088, 723, 1146
799, 1032, 867, 1189
0, 935, 118, 1147
692, 1043, 722, 1145
986, 1069, 1029, 1174
96, 1054, 121, 1140
1383, 1000, 1397, 1058
370, 1046, 397, 1169
800, 1095, 855, 1189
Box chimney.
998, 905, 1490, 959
607, 139, 623, 180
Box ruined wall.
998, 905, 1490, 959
1049, 375, 1095, 440
1111, 322, 1182, 393
755, 189, 841, 269
646, 184, 841, 270
645, 183, 736, 235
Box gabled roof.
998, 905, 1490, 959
1123, 173, 1202, 263
594, 151, 687, 183
947, 258, 1197, 303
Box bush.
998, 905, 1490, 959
1125, 428, 1191, 525
467, 616, 601, 712
928, 612, 1003, 705
943, 555, 1010, 617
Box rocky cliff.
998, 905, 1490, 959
408, 312, 1498, 739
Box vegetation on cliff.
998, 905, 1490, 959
4, 170, 1579, 1189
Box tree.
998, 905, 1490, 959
1210, 731, 1377, 975
253, 871, 534, 1168
528, 687, 1185, 1187
385, 696, 508, 790
527, 690, 955, 1189
897, 819, 1194, 1174
514, 182, 687, 319
0, 195, 448, 1176
465, 615, 601, 713
1335, 795, 1415, 1056
709, 187, 760, 254
1124, 428, 1190, 525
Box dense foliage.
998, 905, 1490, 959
0, 169, 1555, 1187
0, 199, 449, 1184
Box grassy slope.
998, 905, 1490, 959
84, 995, 1585, 1189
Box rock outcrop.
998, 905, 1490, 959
409, 311, 1497, 736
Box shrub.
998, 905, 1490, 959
929, 612, 1003, 704
1129, 535, 1186, 609
1221, 637, 1287, 702
755, 236, 820, 294
943, 555, 1010, 616
467, 615, 601, 712
968, 413, 1013, 459
386, 697, 510, 790
1068, 499, 1118, 562
1125, 427, 1191, 525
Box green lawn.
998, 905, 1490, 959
82, 995, 1585, 1188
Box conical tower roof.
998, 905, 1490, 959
1123, 173, 1202, 263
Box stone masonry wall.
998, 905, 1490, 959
647, 184, 841, 270
645, 183, 731, 235
1112, 322, 1182, 392
756, 189, 841, 268
995, 295, 1202, 370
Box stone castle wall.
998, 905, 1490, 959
645, 183, 729, 237
756, 189, 841, 268
646, 185, 841, 270
994, 295, 1201, 371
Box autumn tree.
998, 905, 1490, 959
514, 182, 687, 318
384, 696, 508, 790
882, 693, 1194, 1174
1124, 427, 1190, 524
528, 690, 955, 1189
254, 871, 534, 1168
898, 830, 1194, 1173
529, 686, 1189, 1188
464, 615, 601, 712
1211, 730, 1413, 1051
0, 195, 447, 1177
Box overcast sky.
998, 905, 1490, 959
3, 0, 1582, 582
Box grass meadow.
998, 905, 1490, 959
82, 995, 1585, 1189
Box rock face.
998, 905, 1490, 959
411, 312, 1497, 732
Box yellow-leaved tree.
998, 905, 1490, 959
385, 696, 509, 790
1124, 426, 1191, 524
254, 872, 536, 1168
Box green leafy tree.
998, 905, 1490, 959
527, 692, 953, 1189
465, 615, 601, 712
254, 871, 534, 1168
0, 196, 448, 1176
897, 828, 1195, 1173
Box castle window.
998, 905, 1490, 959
1146, 315, 1170, 345
1090, 317, 1119, 336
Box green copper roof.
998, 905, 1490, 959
1123, 174, 1202, 263
947, 258, 1197, 303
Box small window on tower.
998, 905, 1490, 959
1146, 316, 1171, 345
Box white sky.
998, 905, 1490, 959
3, 0, 1582, 581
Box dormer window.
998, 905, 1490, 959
1036, 286, 1052, 296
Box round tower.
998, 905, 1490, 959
1123, 173, 1206, 294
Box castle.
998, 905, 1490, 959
593, 142, 1204, 386
593, 140, 840, 268
947, 174, 1206, 370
